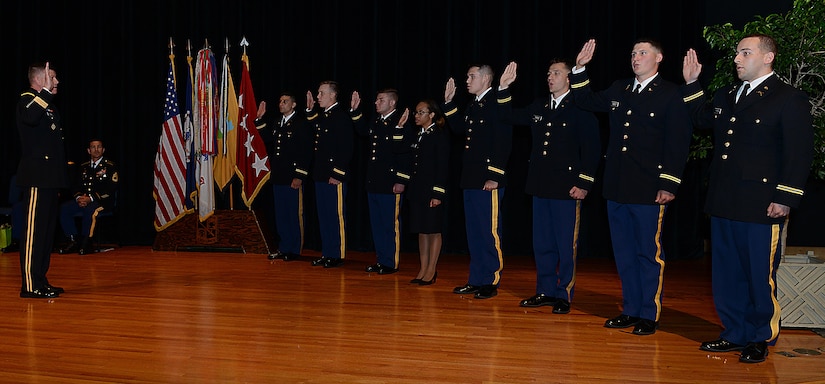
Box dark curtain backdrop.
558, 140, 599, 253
4, 0, 809, 259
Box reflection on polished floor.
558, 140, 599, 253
1, 246, 823, 383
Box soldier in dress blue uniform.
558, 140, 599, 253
258, 93, 312, 262
500, 59, 601, 314
401, 100, 449, 286
570, 39, 693, 335
683, 34, 814, 363
16, 62, 68, 298
444, 63, 514, 299
58, 139, 118, 255
351, 89, 413, 275
306, 81, 359, 268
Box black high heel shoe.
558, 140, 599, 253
410, 278, 423, 284
418, 271, 437, 286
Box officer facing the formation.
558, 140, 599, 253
351, 88, 413, 275
17, 62, 68, 299
58, 139, 119, 255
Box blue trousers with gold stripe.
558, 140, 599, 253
368, 192, 402, 269
274, 184, 304, 255
463, 188, 504, 287
533, 197, 580, 301
20, 187, 59, 292
606, 200, 666, 322
59, 200, 102, 238
710, 217, 782, 346
315, 182, 347, 260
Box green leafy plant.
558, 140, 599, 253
691, 0, 825, 179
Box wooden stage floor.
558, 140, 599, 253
1, 246, 823, 383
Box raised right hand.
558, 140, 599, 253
575, 39, 596, 69
444, 78, 456, 103
682, 48, 703, 84
306, 90, 315, 110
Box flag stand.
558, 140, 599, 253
152, 210, 271, 254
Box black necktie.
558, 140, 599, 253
633, 83, 641, 94
737, 83, 750, 103
281, 117, 287, 127
551, 100, 557, 110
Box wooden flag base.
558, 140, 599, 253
153, 210, 272, 254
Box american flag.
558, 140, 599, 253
153, 58, 188, 231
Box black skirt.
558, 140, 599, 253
407, 198, 444, 234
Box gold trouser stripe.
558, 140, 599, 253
298, 186, 305, 252
23, 187, 39, 292
393, 194, 401, 266
566, 201, 582, 300
89, 206, 104, 237
337, 183, 346, 259
491, 189, 503, 285
652, 205, 666, 322
767, 223, 782, 343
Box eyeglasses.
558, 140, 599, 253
414, 110, 430, 116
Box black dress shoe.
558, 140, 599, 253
604, 314, 641, 328
20, 289, 59, 299
268, 251, 284, 260
418, 272, 437, 285
631, 319, 659, 335
453, 284, 480, 294
519, 293, 558, 307
410, 278, 423, 284
311, 257, 329, 266
552, 299, 571, 314
739, 342, 769, 363
699, 338, 745, 352
45, 284, 65, 294
365, 263, 397, 274
59, 241, 80, 254
78, 243, 95, 255
281, 253, 300, 261
322, 258, 344, 268
474, 285, 498, 299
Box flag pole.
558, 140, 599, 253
168, 37, 176, 82
224, 37, 235, 211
